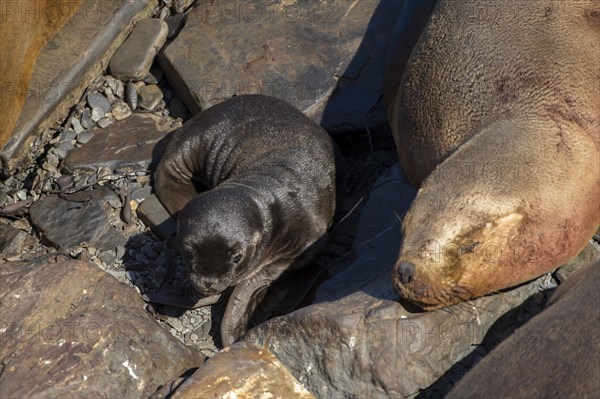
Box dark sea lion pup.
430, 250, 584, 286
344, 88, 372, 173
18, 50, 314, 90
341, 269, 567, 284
155, 94, 336, 345
386, 0, 599, 309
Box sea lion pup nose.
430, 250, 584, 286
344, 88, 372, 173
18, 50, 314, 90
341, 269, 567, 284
155, 94, 336, 345
385, 0, 600, 309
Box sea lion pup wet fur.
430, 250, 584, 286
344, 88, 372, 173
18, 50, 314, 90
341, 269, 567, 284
386, 0, 600, 308
155, 94, 336, 345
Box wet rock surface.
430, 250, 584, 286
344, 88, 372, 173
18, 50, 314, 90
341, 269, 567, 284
0, 258, 204, 398
159, 0, 404, 132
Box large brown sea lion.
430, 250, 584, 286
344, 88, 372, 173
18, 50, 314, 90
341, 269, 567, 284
154, 94, 336, 345
386, 0, 600, 309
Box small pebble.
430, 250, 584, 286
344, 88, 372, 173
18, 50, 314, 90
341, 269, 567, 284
125, 82, 138, 110
87, 91, 112, 114
104, 87, 117, 103
138, 85, 164, 111
91, 106, 104, 122
56, 175, 73, 190
15, 189, 27, 201
107, 197, 123, 208
80, 109, 93, 129
111, 101, 132, 121
97, 166, 113, 180
71, 117, 84, 134
77, 130, 95, 144
159, 6, 169, 20
46, 153, 59, 167
167, 318, 184, 332
143, 245, 158, 258
190, 333, 198, 341
60, 129, 77, 143
113, 79, 125, 98
97, 116, 115, 128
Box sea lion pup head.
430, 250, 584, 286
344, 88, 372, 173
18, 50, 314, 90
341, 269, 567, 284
176, 187, 265, 295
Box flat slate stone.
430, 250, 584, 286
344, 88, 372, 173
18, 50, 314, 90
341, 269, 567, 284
0, 258, 203, 398
1, 0, 158, 172
63, 114, 177, 173
109, 18, 168, 80
159, 0, 404, 133
29, 189, 126, 253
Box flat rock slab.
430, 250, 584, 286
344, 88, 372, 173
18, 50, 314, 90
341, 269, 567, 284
63, 113, 176, 173
242, 163, 557, 398
137, 194, 176, 242
447, 260, 600, 399
29, 189, 126, 252
109, 18, 168, 80
170, 342, 315, 399
1, 0, 159, 171
159, 0, 404, 132
0, 258, 204, 398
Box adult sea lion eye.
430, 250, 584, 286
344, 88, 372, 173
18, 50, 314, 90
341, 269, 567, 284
231, 253, 242, 264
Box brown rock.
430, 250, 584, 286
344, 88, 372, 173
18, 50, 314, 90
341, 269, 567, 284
1, 0, 159, 172
170, 342, 314, 399
0, 258, 204, 398
446, 260, 600, 399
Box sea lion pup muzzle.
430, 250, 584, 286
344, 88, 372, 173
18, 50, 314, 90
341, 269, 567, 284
154, 94, 336, 345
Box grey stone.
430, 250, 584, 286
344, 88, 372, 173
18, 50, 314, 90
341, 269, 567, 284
138, 84, 164, 111
136, 194, 176, 242
97, 116, 115, 128
111, 102, 132, 121
109, 18, 169, 80
77, 130, 95, 144
0, 224, 36, 259
80, 108, 94, 129
2, 0, 157, 173
91, 106, 105, 122
29, 190, 127, 253
125, 81, 139, 110
242, 163, 558, 398
0, 259, 204, 398
104, 87, 117, 103
87, 92, 112, 114
71, 117, 84, 134
54, 142, 74, 159
63, 114, 175, 172
131, 186, 152, 201
60, 129, 77, 143
159, 1, 403, 132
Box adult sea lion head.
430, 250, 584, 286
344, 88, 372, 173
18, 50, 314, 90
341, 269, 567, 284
176, 187, 266, 296
392, 117, 600, 310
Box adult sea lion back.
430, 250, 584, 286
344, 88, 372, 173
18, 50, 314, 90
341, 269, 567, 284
155, 94, 336, 345
386, 0, 600, 308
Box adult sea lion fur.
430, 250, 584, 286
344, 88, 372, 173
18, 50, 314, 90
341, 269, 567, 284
386, 0, 600, 308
